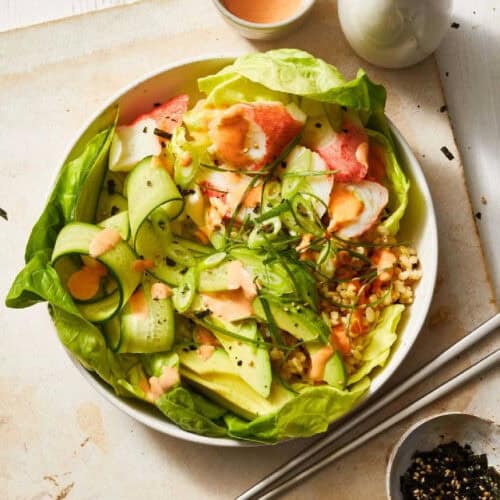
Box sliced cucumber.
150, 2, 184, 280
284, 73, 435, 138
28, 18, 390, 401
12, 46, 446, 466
102, 315, 122, 351
127, 156, 183, 248
77, 289, 121, 323
119, 276, 175, 353
98, 210, 130, 240
96, 192, 128, 223
51, 222, 140, 322
172, 268, 197, 313
135, 220, 187, 286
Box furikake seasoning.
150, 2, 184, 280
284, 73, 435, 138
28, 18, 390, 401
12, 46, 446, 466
400, 441, 500, 499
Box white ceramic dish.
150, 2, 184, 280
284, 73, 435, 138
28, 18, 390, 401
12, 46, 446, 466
57, 55, 438, 447
387, 412, 500, 499
212, 0, 316, 41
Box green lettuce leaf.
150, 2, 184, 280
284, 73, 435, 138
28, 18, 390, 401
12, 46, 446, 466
224, 378, 370, 443
7, 107, 118, 309
348, 304, 405, 385
218, 49, 386, 112
198, 72, 289, 107
50, 305, 143, 395
155, 387, 228, 437
368, 130, 410, 235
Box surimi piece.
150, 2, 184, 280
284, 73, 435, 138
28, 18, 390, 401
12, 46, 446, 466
109, 94, 189, 172
208, 102, 305, 170
328, 181, 389, 238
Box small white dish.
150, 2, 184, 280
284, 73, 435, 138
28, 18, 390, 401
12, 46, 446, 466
55, 55, 438, 447
212, 0, 316, 40
387, 412, 500, 499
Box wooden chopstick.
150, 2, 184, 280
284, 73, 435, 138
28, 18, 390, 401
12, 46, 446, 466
237, 313, 500, 500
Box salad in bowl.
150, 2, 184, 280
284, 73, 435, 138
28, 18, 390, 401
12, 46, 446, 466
7, 50, 427, 444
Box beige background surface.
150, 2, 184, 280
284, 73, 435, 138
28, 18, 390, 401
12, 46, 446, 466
0, 1, 498, 499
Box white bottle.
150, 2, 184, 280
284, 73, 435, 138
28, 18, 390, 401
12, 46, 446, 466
338, 0, 453, 68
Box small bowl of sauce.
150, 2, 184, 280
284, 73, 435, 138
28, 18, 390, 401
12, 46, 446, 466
213, 0, 316, 40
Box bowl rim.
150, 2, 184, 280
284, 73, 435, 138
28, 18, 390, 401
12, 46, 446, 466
53, 54, 438, 447
385, 411, 499, 499
211, 0, 316, 30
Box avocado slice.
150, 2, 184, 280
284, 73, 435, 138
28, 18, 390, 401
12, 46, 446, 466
252, 297, 329, 342
178, 347, 293, 420
305, 342, 347, 389
198, 316, 272, 398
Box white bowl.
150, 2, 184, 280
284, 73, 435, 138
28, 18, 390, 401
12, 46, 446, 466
387, 412, 500, 499
212, 0, 316, 41
58, 55, 438, 447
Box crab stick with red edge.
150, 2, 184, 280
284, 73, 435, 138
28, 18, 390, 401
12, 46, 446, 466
208, 102, 305, 170
109, 94, 189, 172
328, 181, 389, 238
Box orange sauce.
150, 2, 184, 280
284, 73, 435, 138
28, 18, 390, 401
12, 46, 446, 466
223, 0, 303, 24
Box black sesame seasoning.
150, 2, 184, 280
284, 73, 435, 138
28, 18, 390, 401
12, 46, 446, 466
179, 267, 188, 275
342, 128, 349, 133
440, 105, 448, 113
440, 146, 455, 161
146, 180, 153, 187
315, 122, 322, 128
237, 360, 243, 366
143, 126, 148, 133
194, 309, 212, 319
164, 257, 176, 267
107, 179, 116, 195
451, 22, 460, 29
341, 105, 347, 111
153, 102, 161, 107
400, 441, 500, 500
0, 207, 8, 221
154, 127, 173, 140
189, 344, 197, 351
475, 212, 482, 220
110, 206, 120, 216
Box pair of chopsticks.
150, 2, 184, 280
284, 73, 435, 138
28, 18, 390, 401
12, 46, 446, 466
238, 312, 500, 500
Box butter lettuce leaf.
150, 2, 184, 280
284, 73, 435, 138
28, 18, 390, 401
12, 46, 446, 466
7, 107, 118, 309
368, 130, 410, 235
348, 304, 405, 385
224, 378, 370, 443
226, 49, 386, 114
155, 387, 228, 437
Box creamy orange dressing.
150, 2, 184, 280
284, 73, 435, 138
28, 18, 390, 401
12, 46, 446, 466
151, 282, 172, 300
372, 249, 396, 282
67, 266, 103, 301
223, 0, 303, 24
146, 366, 180, 402
309, 345, 334, 382
194, 326, 219, 346
201, 289, 254, 322
129, 289, 148, 319
210, 107, 250, 167
131, 258, 155, 273
327, 184, 364, 232
89, 227, 122, 258
242, 184, 263, 209
197, 344, 216, 361
226, 260, 257, 300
